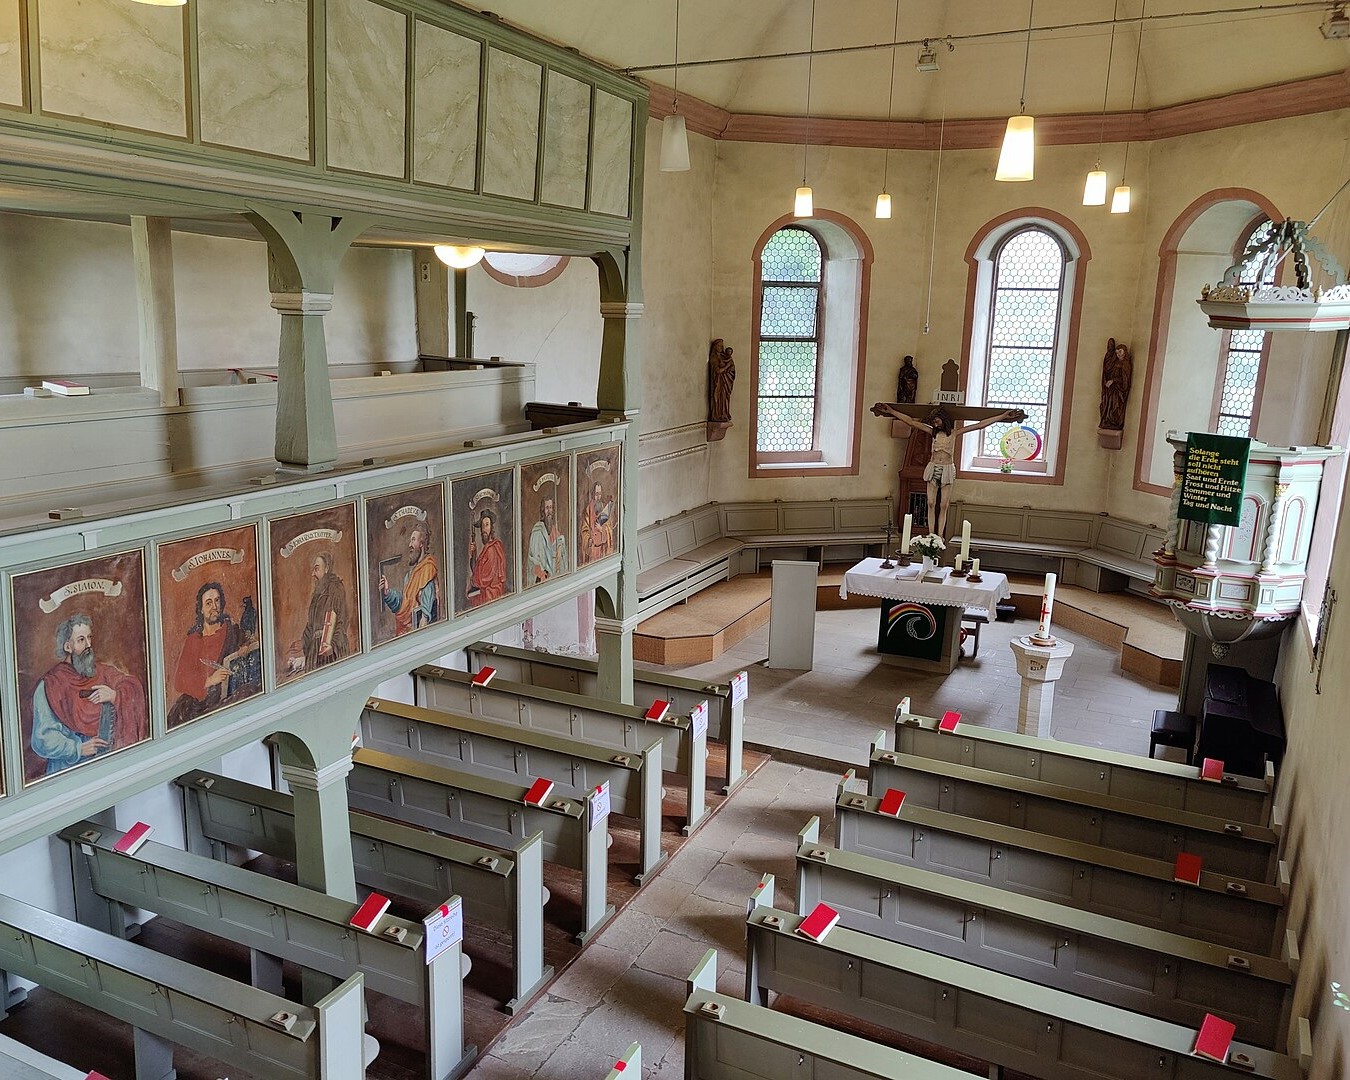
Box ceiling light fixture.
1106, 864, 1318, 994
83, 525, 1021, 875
876, 0, 902, 219
1083, 1, 1119, 206
434, 244, 487, 269
1112, 0, 1144, 215
996, 1, 1036, 182
659, 0, 691, 172
794, 0, 818, 217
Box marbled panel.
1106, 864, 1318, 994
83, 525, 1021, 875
412, 20, 479, 190
327, 0, 407, 178
590, 89, 633, 218
482, 47, 541, 201
540, 70, 589, 208
0, 2, 23, 107
199, 0, 309, 160
38, 0, 185, 135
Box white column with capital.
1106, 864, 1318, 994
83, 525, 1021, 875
1008, 636, 1076, 738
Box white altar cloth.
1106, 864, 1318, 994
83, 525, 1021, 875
840, 557, 1012, 609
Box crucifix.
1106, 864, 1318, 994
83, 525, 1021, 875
872, 358, 1025, 540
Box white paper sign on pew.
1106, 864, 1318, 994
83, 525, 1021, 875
423, 896, 463, 965
590, 781, 611, 829
731, 671, 749, 705
691, 700, 709, 742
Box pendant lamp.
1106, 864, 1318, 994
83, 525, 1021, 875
1083, 2, 1119, 205
876, 0, 902, 218
794, 0, 817, 216
659, 0, 691, 172
996, 2, 1036, 182
1112, 1, 1145, 214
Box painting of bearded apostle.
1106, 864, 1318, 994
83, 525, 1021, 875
269, 503, 363, 686
365, 484, 446, 646
520, 455, 572, 589
451, 468, 516, 614
12, 550, 151, 785
576, 445, 621, 567
157, 524, 264, 729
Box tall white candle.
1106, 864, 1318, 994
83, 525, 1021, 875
1036, 572, 1057, 639
971, 558, 980, 576
901, 514, 912, 553
961, 520, 971, 561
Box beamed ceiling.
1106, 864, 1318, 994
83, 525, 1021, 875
465, 1, 1350, 124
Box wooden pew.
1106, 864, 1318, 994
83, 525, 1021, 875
176, 770, 551, 1014
604, 1042, 641, 1078
794, 817, 1294, 1051
414, 664, 709, 833
685, 949, 971, 1080
361, 695, 667, 883
834, 774, 1288, 956
0, 1034, 84, 1079
867, 737, 1280, 883
466, 639, 747, 794
0, 892, 366, 1080
894, 700, 1276, 828
743, 876, 1310, 1080
63, 821, 477, 1080
349, 747, 614, 943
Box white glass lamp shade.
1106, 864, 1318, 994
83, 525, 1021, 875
1110, 184, 1132, 214
660, 112, 691, 172
875, 192, 893, 219
1082, 169, 1108, 206
794, 185, 814, 217
433, 244, 487, 269
995, 115, 1035, 181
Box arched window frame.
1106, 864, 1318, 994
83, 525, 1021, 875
749, 210, 873, 478
960, 211, 1089, 482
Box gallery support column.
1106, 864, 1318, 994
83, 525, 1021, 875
595, 612, 639, 705
278, 753, 357, 903
130, 216, 181, 408
246, 205, 372, 472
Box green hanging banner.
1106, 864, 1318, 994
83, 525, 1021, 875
1178, 432, 1251, 527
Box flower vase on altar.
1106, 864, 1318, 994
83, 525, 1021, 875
922, 556, 937, 575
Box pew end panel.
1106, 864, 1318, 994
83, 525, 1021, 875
604, 1042, 641, 1079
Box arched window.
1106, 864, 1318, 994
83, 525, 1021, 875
963, 213, 1087, 479
749, 212, 872, 477
1213, 219, 1275, 437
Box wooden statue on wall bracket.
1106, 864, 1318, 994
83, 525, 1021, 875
872, 357, 1025, 539
896, 355, 919, 403
1097, 338, 1132, 450
707, 338, 735, 442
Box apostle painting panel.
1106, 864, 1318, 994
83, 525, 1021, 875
451, 468, 515, 615
11, 550, 151, 786
575, 445, 621, 567
157, 524, 264, 729
520, 455, 572, 589
365, 484, 446, 647
269, 503, 362, 687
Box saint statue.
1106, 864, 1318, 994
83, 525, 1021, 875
708, 339, 735, 423
896, 355, 919, 404
1099, 338, 1133, 431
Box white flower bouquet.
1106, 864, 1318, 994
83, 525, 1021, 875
908, 533, 946, 559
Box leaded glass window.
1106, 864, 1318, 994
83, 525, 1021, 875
1216, 220, 1274, 438
756, 227, 822, 453
978, 227, 1065, 459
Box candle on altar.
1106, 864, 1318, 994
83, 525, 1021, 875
953, 556, 963, 573
901, 514, 912, 552
1036, 572, 1057, 640
960, 520, 971, 561
971, 558, 980, 576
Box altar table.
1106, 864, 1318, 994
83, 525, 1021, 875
840, 557, 1012, 674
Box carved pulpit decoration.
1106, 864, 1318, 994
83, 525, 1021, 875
873, 358, 1026, 539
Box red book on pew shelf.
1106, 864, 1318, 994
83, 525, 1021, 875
472, 666, 496, 687
86, 1073, 112, 1079
523, 777, 555, 806
795, 902, 841, 942
644, 699, 670, 722
1193, 1013, 1236, 1063
1199, 757, 1224, 782
877, 788, 907, 817
113, 822, 153, 856
349, 893, 391, 934
938, 711, 961, 734
1174, 851, 1203, 886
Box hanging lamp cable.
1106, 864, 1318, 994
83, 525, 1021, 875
923, 107, 945, 334
803, 0, 817, 185
1094, 0, 1119, 170
1017, 0, 1035, 114
880, 0, 901, 195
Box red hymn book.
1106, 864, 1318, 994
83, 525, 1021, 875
877, 788, 907, 817
472, 666, 497, 687
644, 700, 670, 722
113, 822, 153, 856
1173, 852, 1203, 886
349, 893, 391, 934
938, 711, 961, 733
1199, 758, 1225, 782
795, 902, 841, 942
1193, 1013, 1236, 1063
523, 777, 555, 806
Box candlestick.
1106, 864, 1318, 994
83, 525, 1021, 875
961, 519, 971, 561
971, 558, 980, 576
901, 514, 912, 554
1034, 572, 1057, 642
